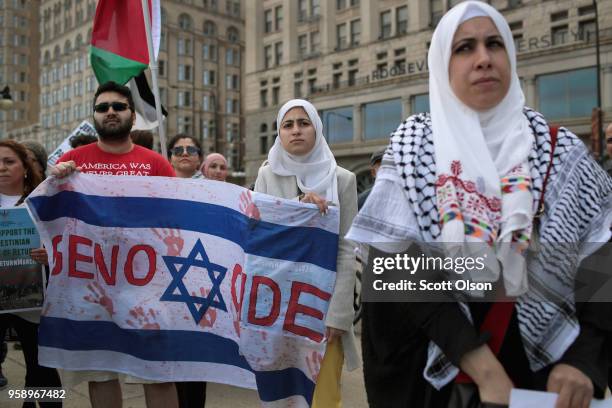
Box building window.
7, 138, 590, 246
321, 107, 353, 143
178, 64, 192, 81
397, 6, 408, 35
380, 11, 391, 39
430, 0, 443, 27
348, 69, 358, 86
311, 0, 320, 16
298, 0, 307, 22
350, 19, 361, 46
272, 86, 280, 106
178, 91, 192, 107
412, 94, 430, 113
226, 74, 239, 90
203, 21, 216, 36
537, 67, 597, 119
337, 0, 346, 10
364, 99, 402, 140
178, 116, 192, 134
203, 70, 216, 85
579, 20, 596, 43
550, 10, 568, 22
294, 81, 303, 98
178, 14, 192, 30
336, 23, 347, 50
260, 89, 268, 108
298, 34, 308, 58
178, 38, 192, 55
260, 135, 268, 155
551, 25, 568, 46
202, 95, 216, 111
159, 60, 165, 76
275, 6, 283, 31
264, 9, 273, 33
264, 45, 272, 69
227, 27, 239, 43
274, 42, 283, 66
310, 31, 320, 53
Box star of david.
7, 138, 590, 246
160, 239, 227, 324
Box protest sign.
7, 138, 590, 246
46, 121, 98, 168
27, 174, 339, 407
0, 207, 44, 313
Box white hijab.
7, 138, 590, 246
268, 99, 339, 205
429, 1, 533, 295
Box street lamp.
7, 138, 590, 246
0, 86, 14, 111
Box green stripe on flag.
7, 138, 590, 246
90, 46, 148, 86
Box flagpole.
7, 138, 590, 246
141, 0, 167, 158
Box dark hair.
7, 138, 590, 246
70, 134, 98, 149
93, 81, 135, 112
130, 130, 154, 150
0, 140, 44, 204
22, 140, 48, 174
166, 134, 202, 159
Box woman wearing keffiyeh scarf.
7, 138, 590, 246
347, 2, 612, 407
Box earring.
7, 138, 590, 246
24, 173, 28, 179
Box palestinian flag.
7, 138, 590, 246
90, 0, 161, 85
129, 72, 167, 130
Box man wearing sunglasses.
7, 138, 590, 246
50, 82, 177, 408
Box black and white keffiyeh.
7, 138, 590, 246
347, 108, 612, 388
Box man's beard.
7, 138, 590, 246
94, 116, 132, 142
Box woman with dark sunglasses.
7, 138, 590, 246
166, 134, 204, 179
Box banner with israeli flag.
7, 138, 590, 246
26, 173, 339, 407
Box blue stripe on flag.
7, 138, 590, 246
39, 316, 315, 404
29, 191, 338, 271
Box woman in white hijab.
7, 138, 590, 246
347, 2, 611, 407
255, 99, 360, 407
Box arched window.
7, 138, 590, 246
64, 40, 72, 54
53, 45, 61, 60
75, 34, 83, 48
227, 26, 239, 43
178, 13, 192, 30
203, 20, 216, 36
44, 51, 51, 65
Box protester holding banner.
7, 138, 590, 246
347, 2, 612, 407
0, 139, 63, 406
51, 81, 177, 408
254, 99, 360, 407
167, 134, 204, 179
166, 132, 207, 407
202, 153, 228, 182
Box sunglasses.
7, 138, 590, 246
171, 146, 200, 156
94, 102, 130, 113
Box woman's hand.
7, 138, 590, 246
51, 160, 80, 178
547, 364, 593, 408
459, 345, 513, 405
300, 192, 328, 214
325, 327, 345, 344
30, 248, 49, 265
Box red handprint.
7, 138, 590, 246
195, 287, 217, 329
305, 350, 324, 383
230, 264, 246, 335
83, 281, 115, 316
152, 228, 184, 256
239, 190, 261, 221
126, 306, 161, 329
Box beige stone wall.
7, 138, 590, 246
0, 0, 40, 137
